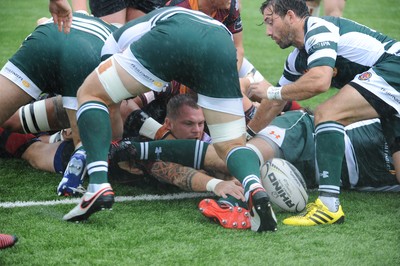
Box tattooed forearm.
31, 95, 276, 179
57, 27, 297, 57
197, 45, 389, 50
150, 161, 198, 191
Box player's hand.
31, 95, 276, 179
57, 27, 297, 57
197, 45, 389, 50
214, 179, 245, 202
49, 0, 72, 33
246, 79, 272, 99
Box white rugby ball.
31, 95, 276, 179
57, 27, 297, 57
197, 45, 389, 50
260, 158, 308, 213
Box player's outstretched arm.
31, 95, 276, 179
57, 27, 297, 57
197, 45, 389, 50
149, 161, 245, 201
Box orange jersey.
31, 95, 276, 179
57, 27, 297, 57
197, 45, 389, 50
165, 0, 242, 34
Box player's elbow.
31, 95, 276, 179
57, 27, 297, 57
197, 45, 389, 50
312, 78, 331, 94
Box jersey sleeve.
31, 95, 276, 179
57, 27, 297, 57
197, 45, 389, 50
304, 17, 339, 69
278, 49, 306, 86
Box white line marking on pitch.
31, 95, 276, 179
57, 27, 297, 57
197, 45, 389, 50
0, 192, 213, 208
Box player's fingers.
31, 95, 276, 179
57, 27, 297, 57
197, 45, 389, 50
231, 190, 245, 201
220, 191, 227, 199
247, 85, 259, 98
57, 18, 63, 32
233, 178, 242, 186
236, 190, 246, 201
64, 14, 72, 33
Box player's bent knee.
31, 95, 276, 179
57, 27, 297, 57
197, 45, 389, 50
213, 139, 246, 162
208, 118, 246, 159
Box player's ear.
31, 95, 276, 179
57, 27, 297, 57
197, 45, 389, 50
286, 9, 297, 22
164, 117, 172, 129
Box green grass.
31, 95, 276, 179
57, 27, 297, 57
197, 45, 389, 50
1, 0, 400, 265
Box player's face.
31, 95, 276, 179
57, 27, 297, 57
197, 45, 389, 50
168, 105, 205, 140
210, 0, 231, 10
263, 6, 293, 49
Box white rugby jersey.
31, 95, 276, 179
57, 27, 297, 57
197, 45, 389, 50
278, 16, 399, 88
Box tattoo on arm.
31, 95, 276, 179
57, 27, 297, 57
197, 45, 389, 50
150, 161, 197, 191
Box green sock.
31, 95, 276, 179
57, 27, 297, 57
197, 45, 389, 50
77, 101, 111, 184
132, 139, 208, 169
226, 147, 263, 200
315, 122, 344, 195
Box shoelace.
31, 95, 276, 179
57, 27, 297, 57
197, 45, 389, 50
69, 185, 87, 195
292, 202, 319, 218
303, 202, 320, 217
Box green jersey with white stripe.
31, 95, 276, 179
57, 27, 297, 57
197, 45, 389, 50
8, 12, 117, 97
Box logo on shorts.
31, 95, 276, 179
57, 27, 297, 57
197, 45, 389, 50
268, 130, 281, 140
153, 81, 163, 88
358, 72, 372, 81
22, 80, 30, 88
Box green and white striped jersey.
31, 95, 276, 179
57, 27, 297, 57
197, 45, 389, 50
279, 16, 399, 89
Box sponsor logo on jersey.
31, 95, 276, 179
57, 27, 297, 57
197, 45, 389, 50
358, 72, 372, 81
311, 41, 331, 51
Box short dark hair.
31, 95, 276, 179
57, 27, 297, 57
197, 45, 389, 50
166, 94, 200, 120
260, 0, 309, 18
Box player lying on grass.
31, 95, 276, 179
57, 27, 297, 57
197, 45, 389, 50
60, 93, 245, 199
0, 127, 75, 175
122, 94, 244, 201
110, 110, 400, 229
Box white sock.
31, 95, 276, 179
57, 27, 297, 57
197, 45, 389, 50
87, 183, 109, 193
319, 196, 340, 212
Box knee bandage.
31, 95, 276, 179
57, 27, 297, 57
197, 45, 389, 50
207, 118, 246, 143
19, 100, 50, 134
96, 58, 133, 103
